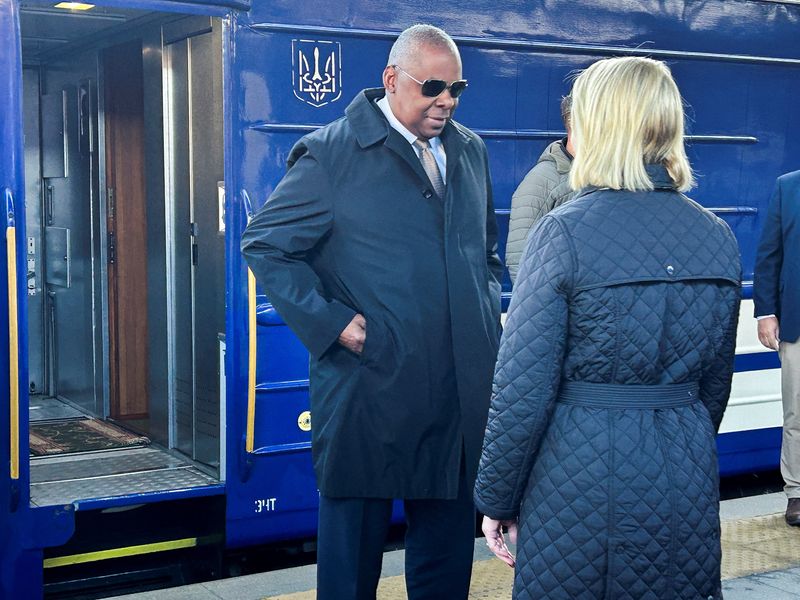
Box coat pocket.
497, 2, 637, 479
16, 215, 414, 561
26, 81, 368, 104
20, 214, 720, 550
359, 316, 385, 367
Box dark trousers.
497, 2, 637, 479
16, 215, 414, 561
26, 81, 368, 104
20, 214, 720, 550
316, 464, 475, 600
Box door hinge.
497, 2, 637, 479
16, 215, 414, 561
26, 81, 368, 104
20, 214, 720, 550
108, 231, 116, 264
190, 222, 198, 266
107, 187, 115, 220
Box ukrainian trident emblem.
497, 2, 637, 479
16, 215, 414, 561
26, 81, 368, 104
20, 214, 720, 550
292, 40, 342, 108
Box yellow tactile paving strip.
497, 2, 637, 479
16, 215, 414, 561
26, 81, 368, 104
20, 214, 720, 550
721, 513, 800, 579
264, 559, 515, 600
265, 513, 800, 600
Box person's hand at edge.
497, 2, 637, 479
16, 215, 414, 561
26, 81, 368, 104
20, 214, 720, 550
482, 515, 517, 568
757, 316, 780, 351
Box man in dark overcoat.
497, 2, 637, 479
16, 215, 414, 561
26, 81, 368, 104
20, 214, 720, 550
754, 170, 800, 526
241, 24, 502, 599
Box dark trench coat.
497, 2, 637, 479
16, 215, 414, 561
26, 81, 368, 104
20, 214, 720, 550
474, 166, 741, 599
242, 88, 502, 498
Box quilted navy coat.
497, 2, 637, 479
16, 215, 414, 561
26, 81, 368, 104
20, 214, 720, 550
475, 165, 741, 600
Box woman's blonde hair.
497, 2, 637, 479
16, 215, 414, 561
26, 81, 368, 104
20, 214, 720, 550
569, 56, 694, 192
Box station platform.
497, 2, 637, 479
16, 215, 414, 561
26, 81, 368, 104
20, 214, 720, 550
107, 492, 800, 599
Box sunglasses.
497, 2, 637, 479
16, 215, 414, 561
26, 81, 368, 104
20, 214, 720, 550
392, 65, 469, 99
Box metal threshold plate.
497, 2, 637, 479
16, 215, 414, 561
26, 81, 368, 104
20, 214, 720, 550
30, 447, 218, 507
29, 396, 86, 422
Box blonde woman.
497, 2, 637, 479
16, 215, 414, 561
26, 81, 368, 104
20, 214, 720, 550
474, 56, 740, 599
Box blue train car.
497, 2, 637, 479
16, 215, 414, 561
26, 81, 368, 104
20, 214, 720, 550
1, 0, 798, 596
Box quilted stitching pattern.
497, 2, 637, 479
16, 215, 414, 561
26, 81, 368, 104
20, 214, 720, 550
475, 177, 740, 599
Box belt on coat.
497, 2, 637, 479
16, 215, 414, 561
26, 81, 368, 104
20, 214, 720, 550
557, 381, 699, 409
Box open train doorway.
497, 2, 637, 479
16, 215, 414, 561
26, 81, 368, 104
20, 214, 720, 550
21, 4, 225, 506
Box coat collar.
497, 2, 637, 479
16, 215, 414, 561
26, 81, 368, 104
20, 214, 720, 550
345, 88, 472, 190
439, 117, 472, 183
345, 88, 393, 148
573, 163, 677, 200
646, 163, 676, 190
538, 138, 573, 175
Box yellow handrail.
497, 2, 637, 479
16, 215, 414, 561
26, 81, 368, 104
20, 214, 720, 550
241, 190, 258, 454
245, 267, 257, 452
6, 199, 19, 480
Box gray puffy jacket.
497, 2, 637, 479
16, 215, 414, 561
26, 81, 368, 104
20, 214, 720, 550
505, 139, 574, 283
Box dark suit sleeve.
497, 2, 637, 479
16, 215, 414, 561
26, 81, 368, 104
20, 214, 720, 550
241, 150, 356, 360
753, 179, 783, 319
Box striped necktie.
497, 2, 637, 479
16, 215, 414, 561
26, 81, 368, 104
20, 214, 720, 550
413, 138, 446, 199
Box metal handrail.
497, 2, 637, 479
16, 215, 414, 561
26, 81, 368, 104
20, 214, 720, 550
246, 268, 256, 452
242, 190, 257, 453
5, 188, 19, 480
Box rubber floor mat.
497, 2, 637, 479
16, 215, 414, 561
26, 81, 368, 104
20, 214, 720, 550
29, 418, 150, 456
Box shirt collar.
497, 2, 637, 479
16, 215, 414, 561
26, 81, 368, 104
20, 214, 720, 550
376, 95, 443, 154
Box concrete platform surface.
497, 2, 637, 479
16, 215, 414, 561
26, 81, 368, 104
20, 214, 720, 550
106, 493, 800, 599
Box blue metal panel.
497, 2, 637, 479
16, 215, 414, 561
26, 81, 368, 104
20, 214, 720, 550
246, 1, 800, 61
73, 483, 225, 512
0, 0, 26, 519
256, 317, 310, 382
718, 427, 783, 477
734, 351, 782, 373
253, 387, 312, 450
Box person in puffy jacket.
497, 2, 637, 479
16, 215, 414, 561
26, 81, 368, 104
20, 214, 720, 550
475, 56, 740, 600
505, 95, 575, 284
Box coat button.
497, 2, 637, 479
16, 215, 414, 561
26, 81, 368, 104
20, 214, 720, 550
665, 265, 675, 275
423, 190, 433, 199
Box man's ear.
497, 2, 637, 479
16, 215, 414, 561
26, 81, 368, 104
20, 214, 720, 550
383, 66, 396, 93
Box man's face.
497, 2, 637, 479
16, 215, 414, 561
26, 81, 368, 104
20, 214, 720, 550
383, 45, 462, 140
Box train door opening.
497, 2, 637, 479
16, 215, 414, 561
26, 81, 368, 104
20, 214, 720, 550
20, 5, 224, 506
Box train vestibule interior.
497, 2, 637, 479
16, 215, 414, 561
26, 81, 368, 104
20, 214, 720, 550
21, 3, 226, 506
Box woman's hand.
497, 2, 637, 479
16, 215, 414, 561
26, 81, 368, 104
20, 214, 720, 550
482, 515, 517, 568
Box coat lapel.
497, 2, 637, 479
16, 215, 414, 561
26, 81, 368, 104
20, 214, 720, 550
346, 88, 433, 191
440, 120, 471, 187
383, 130, 432, 189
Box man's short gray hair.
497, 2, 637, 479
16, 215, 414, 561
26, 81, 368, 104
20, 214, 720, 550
560, 94, 572, 128
388, 24, 460, 67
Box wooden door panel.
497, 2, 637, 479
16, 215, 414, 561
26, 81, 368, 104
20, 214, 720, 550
104, 40, 149, 419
